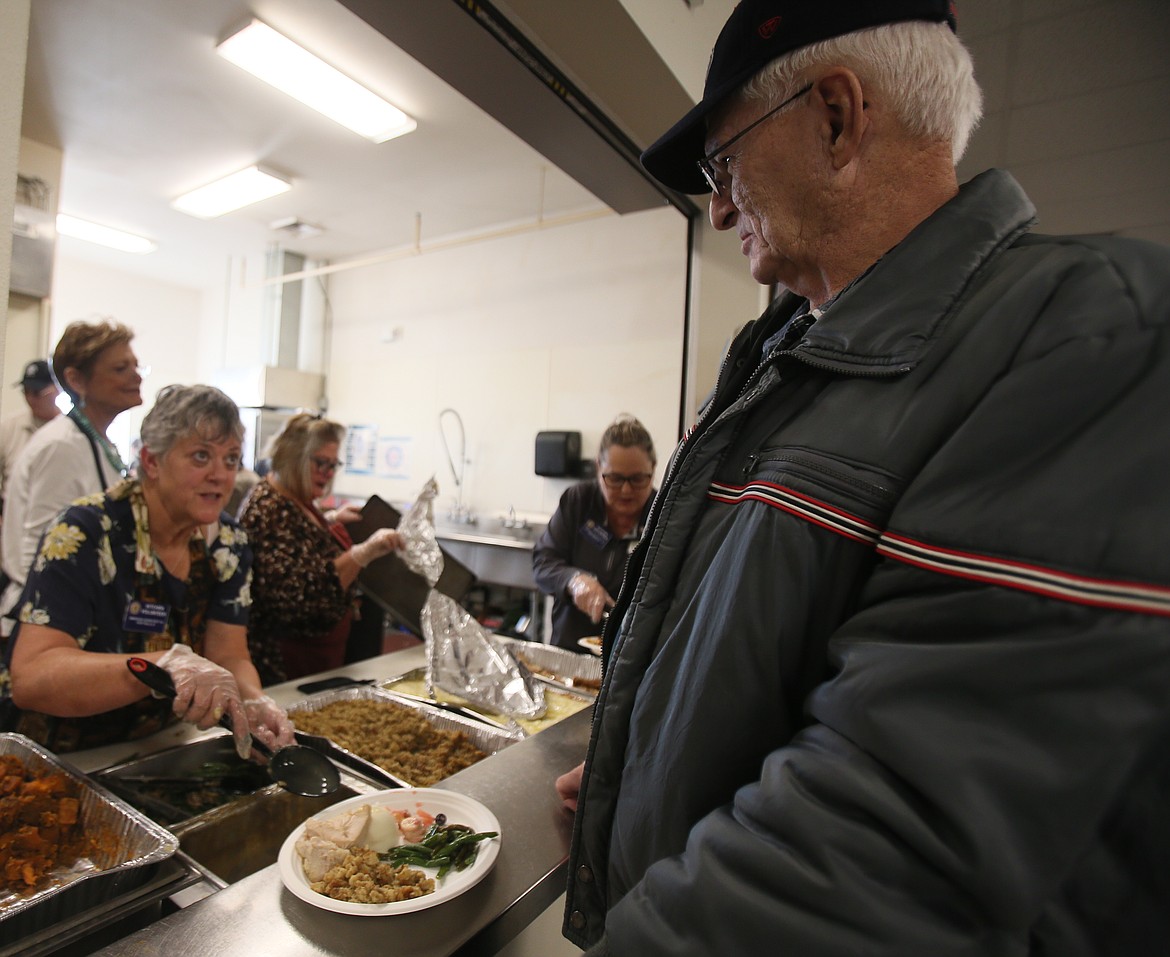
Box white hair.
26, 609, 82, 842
742, 21, 983, 163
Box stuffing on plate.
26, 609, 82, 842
295, 802, 435, 904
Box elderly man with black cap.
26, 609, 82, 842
0, 360, 60, 513
558, 2, 1170, 955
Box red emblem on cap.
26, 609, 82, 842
758, 16, 783, 40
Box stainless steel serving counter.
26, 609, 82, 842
69, 646, 590, 957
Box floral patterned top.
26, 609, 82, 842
238, 480, 355, 685
0, 479, 253, 751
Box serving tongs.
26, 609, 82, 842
95, 773, 192, 825
126, 657, 341, 798
379, 687, 525, 736
289, 728, 409, 790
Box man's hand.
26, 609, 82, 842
556, 762, 585, 812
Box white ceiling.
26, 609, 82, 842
22, 0, 1170, 298
20, 0, 606, 290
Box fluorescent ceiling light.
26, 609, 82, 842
172, 165, 291, 219
217, 18, 417, 144
55, 214, 157, 254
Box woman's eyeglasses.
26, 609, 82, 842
311, 456, 342, 474
601, 472, 653, 490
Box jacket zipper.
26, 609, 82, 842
602, 340, 910, 652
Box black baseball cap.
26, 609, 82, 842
15, 359, 54, 391
641, 0, 958, 194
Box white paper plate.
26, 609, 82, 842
577, 636, 602, 656
278, 788, 501, 916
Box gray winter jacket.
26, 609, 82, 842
565, 170, 1170, 956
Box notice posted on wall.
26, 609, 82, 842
375, 435, 411, 481
344, 424, 378, 475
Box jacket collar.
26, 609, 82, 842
784, 169, 1037, 372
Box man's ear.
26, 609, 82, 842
813, 68, 868, 170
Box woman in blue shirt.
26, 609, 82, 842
0, 384, 293, 756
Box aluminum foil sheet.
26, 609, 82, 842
397, 478, 546, 719
285, 685, 522, 788
0, 733, 178, 935
396, 476, 444, 588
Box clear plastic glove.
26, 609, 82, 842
156, 644, 251, 758
569, 572, 614, 624
324, 503, 363, 526
351, 527, 404, 568
242, 694, 296, 751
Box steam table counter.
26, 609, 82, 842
67, 645, 591, 957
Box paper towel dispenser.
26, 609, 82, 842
535, 431, 582, 477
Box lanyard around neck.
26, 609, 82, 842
69, 406, 129, 479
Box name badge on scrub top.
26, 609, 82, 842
123, 599, 170, 634
579, 520, 612, 550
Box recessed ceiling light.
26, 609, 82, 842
217, 18, 417, 144
172, 165, 292, 219
55, 214, 157, 254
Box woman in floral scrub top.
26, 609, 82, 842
239, 414, 403, 685
0, 385, 294, 755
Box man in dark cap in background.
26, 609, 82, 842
558, 2, 1170, 954
0, 360, 59, 514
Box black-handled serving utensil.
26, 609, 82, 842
291, 728, 409, 790
126, 656, 341, 798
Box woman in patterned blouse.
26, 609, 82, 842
0, 385, 294, 756
239, 414, 402, 685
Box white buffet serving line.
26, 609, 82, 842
66, 645, 591, 957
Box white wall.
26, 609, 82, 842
33, 201, 690, 531
617, 0, 774, 421
3, 137, 63, 426
956, 0, 1170, 246
1, 1, 33, 401
49, 255, 204, 458
322, 206, 687, 524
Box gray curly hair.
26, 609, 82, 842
139, 384, 244, 459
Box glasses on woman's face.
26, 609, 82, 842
601, 472, 653, 491
311, 456, 342, 475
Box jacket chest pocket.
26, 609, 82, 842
739, 446, 901, 523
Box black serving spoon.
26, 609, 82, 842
126, 656, 340, 798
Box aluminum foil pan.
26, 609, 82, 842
0, 733, 178, 938
492, 636, 603, 693
285, 686, 521, 788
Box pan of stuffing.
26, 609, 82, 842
278, 787, 501, 915
285, 687, 521, 789
0, 733, 179, 942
